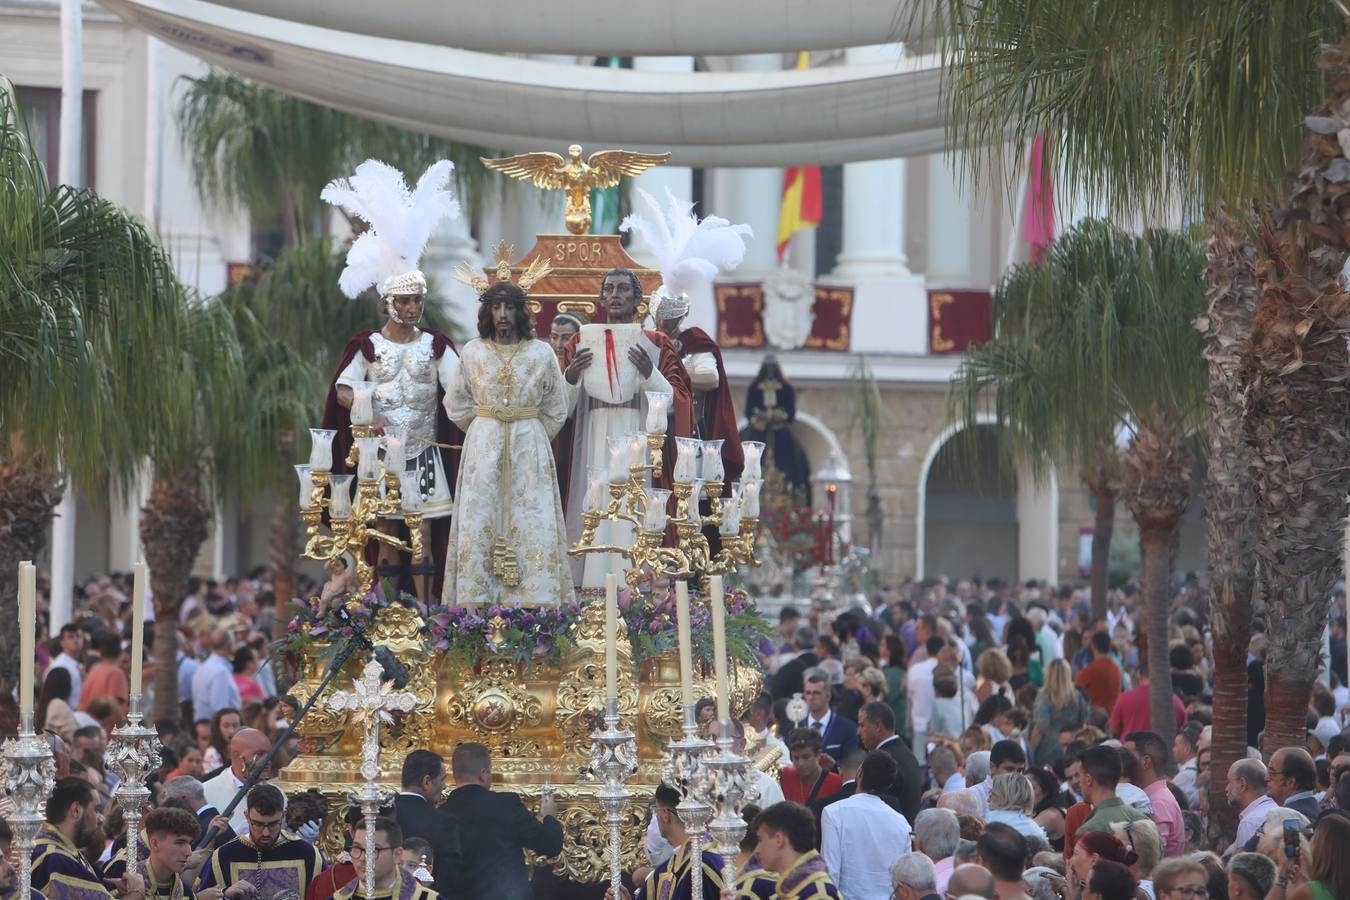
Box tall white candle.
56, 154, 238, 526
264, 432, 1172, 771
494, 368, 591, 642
130, 561, 147, 699
711, 575, 729, 723
605, 573, 619, 703
18, 561, 35, 723
675, 580, 694, 710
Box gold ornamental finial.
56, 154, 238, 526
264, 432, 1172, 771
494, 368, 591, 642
481, 145, 671, 235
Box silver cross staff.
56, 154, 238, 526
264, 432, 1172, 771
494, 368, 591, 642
326, 658, 418, 898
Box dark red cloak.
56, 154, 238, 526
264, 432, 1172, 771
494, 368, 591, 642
319, 329, 463, 598
679, 326, 744, 489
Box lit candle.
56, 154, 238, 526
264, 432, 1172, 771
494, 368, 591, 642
130, 561, 147, 699
702, 440, 726, 484
607, 437, 629, 483
18, 561, 35, 724
294, 464, 314, 510
398, 470, 423, 513
742, 441, 765, 481
584, 467, 607, 514
627, 432, 647, 470
605, 573, 619, 703
643, 488, 671, 533
675, 580, 694, 710
308, 429, 337, 473
711, 575, 729, 723
355, 436, 383, 482
674, 438, 700, 483
741, 479, 761, 518
329, 474, 356, 518
645, 391, 672, 434
349, 381, 377, 425
384, 428, 406, 475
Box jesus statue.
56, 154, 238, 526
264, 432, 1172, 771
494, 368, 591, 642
442, 280, 574, 606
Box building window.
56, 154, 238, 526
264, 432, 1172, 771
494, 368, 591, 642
815, 164, 843, 277
15, 86, 98, 189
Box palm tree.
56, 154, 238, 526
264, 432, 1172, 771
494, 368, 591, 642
929, 0, 1347, 836
0, 81, 202, 707
175, 72, 488, 619
140, 298, 247, 720
949, 221, 1208, 745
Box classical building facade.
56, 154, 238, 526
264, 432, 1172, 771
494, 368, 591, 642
3, 3, 1205, 614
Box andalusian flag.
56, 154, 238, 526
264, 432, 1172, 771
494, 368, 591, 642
776, 52, 823, 259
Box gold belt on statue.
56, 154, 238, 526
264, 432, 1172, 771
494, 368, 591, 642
474, 404, 540, 422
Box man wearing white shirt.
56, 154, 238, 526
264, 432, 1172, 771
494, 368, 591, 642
970, 741, 1027, 816
929, 744, 966, 795
192, 628, 241, 721
50, 625, 84, 705
821, 751, 912, 900
1224, 758, 1276, 855
1172, 724, 1202, 808
906, 637, 942, 761
202, 727, 279, 836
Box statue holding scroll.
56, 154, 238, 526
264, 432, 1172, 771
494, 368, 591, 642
561, 268, 692, 588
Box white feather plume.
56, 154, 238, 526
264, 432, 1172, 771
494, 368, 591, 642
620, 188, 753, 298
321, 159, 460, 299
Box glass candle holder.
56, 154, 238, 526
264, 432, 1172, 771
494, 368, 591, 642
294, 464, 314, 509
643, 488, 672, 532
674, 437, 701, 482
399, 470, 423, 512
329, 474, 356, 519
645, 391, 672, 434
308, 429, 337, 473
355, 436, 383, 482
384, 427, 406, 475
607, 436, 630, 483
349, 381, 377, 426
742, 441, 765, 481
627, 432, 647, 469
741, 479, 762, 518
719, 498, 741, 536
584, 467, 608, 514
687, 480, 704, 524
701, 439, 726, 484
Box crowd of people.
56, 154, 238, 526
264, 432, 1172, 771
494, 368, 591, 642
11, 565, 1350, 899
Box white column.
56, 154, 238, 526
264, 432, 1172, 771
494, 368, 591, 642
926, 152, 973, 285
627, 57, 695, 267
834, 44, 909, 278
49, 488, 76, 635
144, 35, 162, 225
721, 54, 783, 275
59, 0, 83, 189
107, 467, 151, 572
1016, 461, 1059, 583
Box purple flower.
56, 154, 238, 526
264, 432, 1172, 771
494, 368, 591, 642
310, 624, 328, 637
520, 612, 536, 628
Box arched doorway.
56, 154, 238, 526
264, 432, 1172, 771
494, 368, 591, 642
915, 421, 1059, 582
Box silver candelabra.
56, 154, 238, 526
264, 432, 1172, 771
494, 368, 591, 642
1, 713, 56, 900
660, 706, 714, 900
589, 698, 638, 899
106, 694, 163, 885
700, 720, 758, 892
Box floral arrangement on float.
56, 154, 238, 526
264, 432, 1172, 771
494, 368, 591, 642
276, 581, 771, 675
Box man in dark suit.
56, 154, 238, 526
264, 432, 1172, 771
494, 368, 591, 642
858, 700, 923, 822
440, 742, 564, 900
771, 625, 819, 700
394, 749, 462, 899
801, 669, 859, 764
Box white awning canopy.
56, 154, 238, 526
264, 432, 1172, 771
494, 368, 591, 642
197, 0, 937, 56
99, 0, 953, 167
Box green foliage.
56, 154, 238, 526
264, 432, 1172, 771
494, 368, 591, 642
947, 220, 1208, 481
931, 0, 1343, 215
175, 71, 495, 245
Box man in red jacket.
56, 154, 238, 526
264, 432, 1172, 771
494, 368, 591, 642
780, 728, 843, 807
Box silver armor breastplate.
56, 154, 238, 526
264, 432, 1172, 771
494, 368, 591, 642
368, 333, 439, 456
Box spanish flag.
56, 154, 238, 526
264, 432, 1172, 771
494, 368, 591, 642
777, 53, 823, 260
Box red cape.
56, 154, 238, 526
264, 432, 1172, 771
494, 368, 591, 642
679, 326, 744, 488
320, 329, 463, 597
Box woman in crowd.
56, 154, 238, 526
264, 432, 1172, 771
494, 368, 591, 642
164, 742, 205, 780
975, 648, 1014, 703
233, 645, 265, 704
1031, 659, 1092, 766
986, 772, 1049, 842
1111, 819, 1161, 900
880, 634, 910, 738
1007, 635, 1044, 690
1028, 766, 1067, 852
1169, 643, 1205, 702
1149, 858, 1208, 900
1271, 813, 1349, 900
35, 666, 77, 743
204, 706, 241, 771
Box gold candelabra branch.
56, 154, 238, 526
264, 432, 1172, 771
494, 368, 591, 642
298, 433, 425, 598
